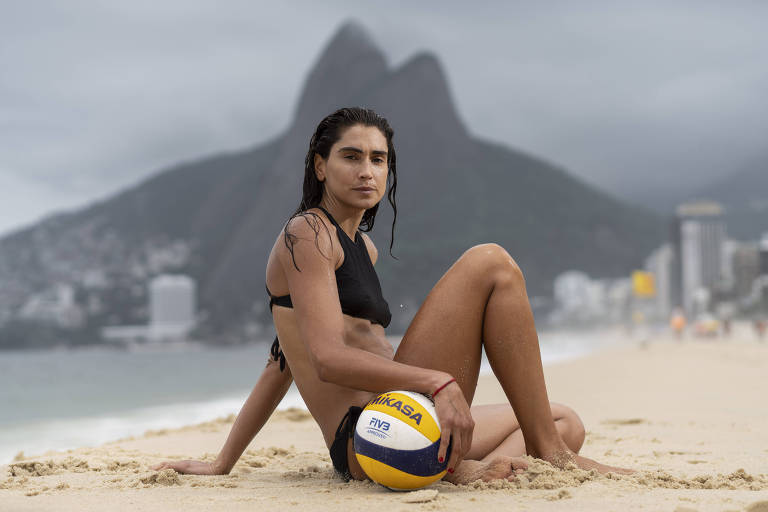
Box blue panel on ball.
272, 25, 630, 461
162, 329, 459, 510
354, 434, 451, 477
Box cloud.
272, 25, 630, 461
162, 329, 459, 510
2, 1, 767, 235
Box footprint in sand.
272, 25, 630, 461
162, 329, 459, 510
601, 418, 647, 426
746, 500, 768, 512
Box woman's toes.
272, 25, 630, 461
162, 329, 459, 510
510, 457, 528, 472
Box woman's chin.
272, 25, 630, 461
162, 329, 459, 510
348, 198, 382, 211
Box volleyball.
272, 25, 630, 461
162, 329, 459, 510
354, 390, 449, 490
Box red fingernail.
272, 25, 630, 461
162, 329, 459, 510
448, 468, 454, 473
438, 457, 444, 462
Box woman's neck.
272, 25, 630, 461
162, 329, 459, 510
318, 200, 364, 240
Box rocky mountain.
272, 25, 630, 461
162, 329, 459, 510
0, 21, 666, 347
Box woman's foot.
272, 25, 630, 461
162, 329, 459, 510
541, 450, 634, 475
444, 456, 529, 485
445, 451, 633, 485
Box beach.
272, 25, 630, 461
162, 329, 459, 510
2, 332, 767, 511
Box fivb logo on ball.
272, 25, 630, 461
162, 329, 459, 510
355, 391, 448, 491
365, 416, 391, 439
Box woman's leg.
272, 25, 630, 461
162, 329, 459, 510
393, 244, 626, 477
394, 244, 562, 454
465, 403, 585, 462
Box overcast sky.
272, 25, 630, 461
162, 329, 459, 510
2, 1, 767, 237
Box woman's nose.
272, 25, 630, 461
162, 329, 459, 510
359, 161, 374, 179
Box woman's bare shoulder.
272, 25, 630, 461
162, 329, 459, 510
275, 210, 339, 266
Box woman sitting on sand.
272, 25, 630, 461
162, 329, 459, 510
152, 107, 629, 483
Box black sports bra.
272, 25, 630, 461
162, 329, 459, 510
266, 206, 391, 371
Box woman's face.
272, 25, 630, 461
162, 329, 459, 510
314, 124, 389, 211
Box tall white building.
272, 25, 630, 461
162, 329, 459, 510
149, 274, 196, 340
673, 201, 726, 315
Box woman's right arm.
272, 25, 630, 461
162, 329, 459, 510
211, 358, 293, 474
151, 358, 293, 475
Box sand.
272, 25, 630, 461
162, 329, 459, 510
2, 333, 768, 511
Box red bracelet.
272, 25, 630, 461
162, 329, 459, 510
431, 378, 456, 399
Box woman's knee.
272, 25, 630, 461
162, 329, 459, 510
552, 403, 586, 453
461, 243, 524, 285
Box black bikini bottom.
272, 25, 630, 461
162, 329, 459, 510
329, 406, 363, 481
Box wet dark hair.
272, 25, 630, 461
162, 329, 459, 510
283, 107, 398, 270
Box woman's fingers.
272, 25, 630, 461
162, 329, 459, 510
454, 416, 472, 471
433, 381, 475, 474
446, 430, 461, 474
149, 460, 216, 475
451, 397, 472, 465
437, 420, 451, 464
462, 414, 474, 460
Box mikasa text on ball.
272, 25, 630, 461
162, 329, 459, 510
354, 390, 449, 490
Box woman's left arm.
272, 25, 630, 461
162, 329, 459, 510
151, 358, 293, 475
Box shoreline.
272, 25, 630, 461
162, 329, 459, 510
2, 334, 768, 510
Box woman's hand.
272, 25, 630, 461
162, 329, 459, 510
149, 459, 225, 475
432, 379, 474, 474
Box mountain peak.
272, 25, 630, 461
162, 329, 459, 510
357, 50, 468, 143
291, 21, 388, 133
326, 20, 379, 54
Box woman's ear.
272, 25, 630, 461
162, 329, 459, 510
314, 154, 326, 182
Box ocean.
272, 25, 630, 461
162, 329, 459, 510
0, 330, 627, 464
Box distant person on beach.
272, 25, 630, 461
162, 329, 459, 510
670, 307, 686, 340
755, 317, 767, 341
152, 107, 631, 483
721, 318, 731, 338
